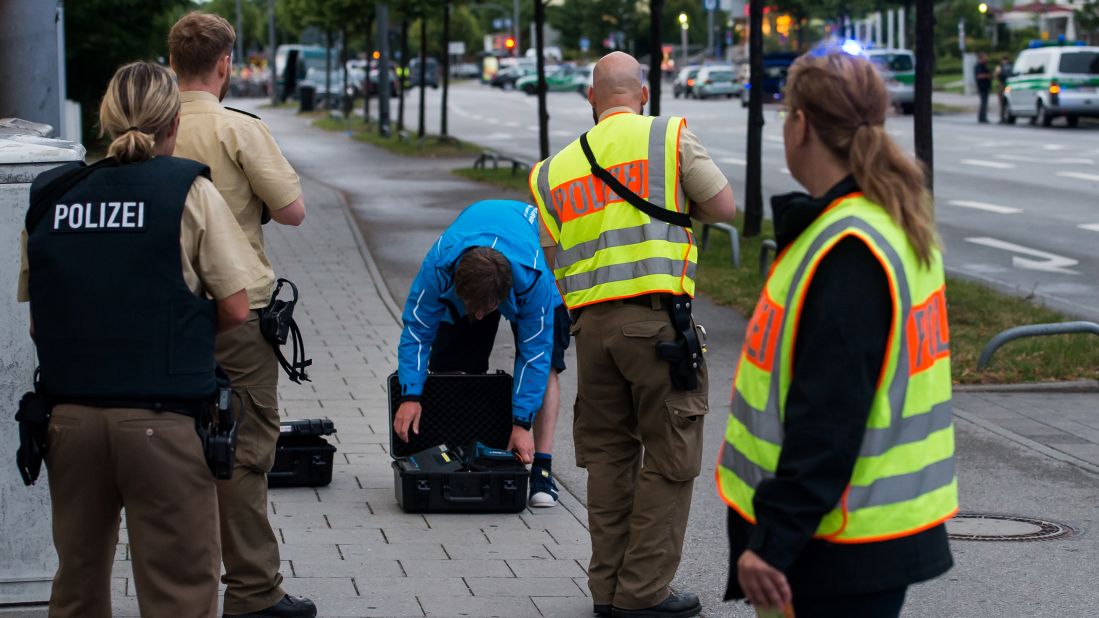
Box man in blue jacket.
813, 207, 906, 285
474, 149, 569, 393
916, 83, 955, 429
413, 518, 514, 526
395, 200, 568, 507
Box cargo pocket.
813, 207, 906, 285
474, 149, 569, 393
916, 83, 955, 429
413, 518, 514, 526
621, 320, 671, 340
645, 393, 709, 482
235, 387, 281, 473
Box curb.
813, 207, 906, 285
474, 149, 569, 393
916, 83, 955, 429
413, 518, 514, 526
954, 408, 1099, 477
954, 381, 1099, 394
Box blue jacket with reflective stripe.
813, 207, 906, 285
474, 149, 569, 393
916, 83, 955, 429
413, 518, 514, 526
398, 200, 561, 425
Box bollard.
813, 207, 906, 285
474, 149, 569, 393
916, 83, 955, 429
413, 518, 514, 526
0, 122, 85, 604
759, 239, 777, 276
699, 222, 741, 268
977, 321, 1099, 370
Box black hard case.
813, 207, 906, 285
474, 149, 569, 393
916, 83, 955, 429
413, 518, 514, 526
268, 418, 337, 488
387, 372, 528, 513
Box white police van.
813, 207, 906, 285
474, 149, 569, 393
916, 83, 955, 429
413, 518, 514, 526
1004, 43, 1099, 127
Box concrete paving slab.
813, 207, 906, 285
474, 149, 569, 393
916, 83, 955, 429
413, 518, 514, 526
417, 595, 542, 617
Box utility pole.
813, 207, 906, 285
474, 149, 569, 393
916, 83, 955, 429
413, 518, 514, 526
744, 0, 764, 237
235, 0, 244, 64
649, 0, 663, 116
534, 0, 548, 160
914, 0, 934, 190
514, 0, 521, 56
378, 3, 391, 136
363, 12, 373, 123
441, 0, 450, 137
269, 0, 277, 106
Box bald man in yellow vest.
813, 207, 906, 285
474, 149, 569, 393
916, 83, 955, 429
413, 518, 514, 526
529, 52, 736, 618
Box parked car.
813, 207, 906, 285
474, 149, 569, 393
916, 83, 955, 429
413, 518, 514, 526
516, 65, 584, 95
409, 57, 439, 89
299, 67, 356, 107
693, 65, 738, 99
867, 48, 915, 114
451, 62, 481, 79
673, 66, 701, 98
1005, 43, 1099, 127
574, 63, 594, 94
366, 65, 401, 97
740, 52, 797, 107
491, 66, 533, 90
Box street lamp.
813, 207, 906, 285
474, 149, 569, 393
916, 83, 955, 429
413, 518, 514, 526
679, 12, 689, 68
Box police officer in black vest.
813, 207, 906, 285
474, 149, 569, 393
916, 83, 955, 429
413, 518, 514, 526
16, 62, 265, 618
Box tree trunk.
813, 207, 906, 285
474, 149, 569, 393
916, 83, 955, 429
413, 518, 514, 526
743, 0, 764, 238
325, 29, 332, 109
398, 19, 408, 132
441, 1, 450, 137
418, 16, 427, 139
363, 14, 373, 123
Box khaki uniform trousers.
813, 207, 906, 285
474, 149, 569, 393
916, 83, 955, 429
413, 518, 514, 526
215, 313, 285, 614
45, 404, 220, 618
572, 299, 709, 610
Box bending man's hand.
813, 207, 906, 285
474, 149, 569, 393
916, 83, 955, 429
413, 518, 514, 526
394, 401, 422, 442
737, 550, 791, 612
507, 425, 534, 464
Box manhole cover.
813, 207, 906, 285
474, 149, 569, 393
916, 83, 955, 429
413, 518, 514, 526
947, 512, 1077, 542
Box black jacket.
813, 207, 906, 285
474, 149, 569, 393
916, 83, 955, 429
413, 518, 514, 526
725, 177, 953, 600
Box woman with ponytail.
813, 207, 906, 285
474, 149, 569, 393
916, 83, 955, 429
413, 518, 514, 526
18, 61, 264, 617
717, 50, 957, 617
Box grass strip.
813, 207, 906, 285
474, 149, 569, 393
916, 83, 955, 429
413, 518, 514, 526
452, 167, 531, 196
695, 215, 1099, 384
312, 114, 480, 158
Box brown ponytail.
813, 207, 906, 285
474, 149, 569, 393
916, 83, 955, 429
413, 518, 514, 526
786, 52, 937, 264
99, 62, 180, 164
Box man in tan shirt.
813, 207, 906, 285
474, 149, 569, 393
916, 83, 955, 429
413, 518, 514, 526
168, 12, 312, 618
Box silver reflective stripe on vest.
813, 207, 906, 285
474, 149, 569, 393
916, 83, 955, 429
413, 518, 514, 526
732, 395, 784, 445
720, 441, 773, 488
559, 257, 684, 292
846, 457, 956, 510
647, 116, 671, 209
555, 222, 686, 269
537, 155, 559, 230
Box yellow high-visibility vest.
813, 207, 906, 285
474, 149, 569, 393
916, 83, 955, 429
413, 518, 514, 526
529, 112, 696, 309
717, 192, 958, 543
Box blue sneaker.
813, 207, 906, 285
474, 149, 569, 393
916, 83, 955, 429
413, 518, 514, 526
529, 467, 559, 508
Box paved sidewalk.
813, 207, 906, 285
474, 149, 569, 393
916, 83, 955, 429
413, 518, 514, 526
100, 178, 596, 617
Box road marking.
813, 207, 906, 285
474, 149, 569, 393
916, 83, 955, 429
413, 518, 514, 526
1078, 223, 1099, 233
995, 154, 1096, 165
1042, 144, 1066, 151
960, 159, 1015, 169
948, 200, 1022, 214
780, 167, 791, 175
502, 121, 520, 128
965, 237, 1079, 275
1057, 171, 1099, 183
720, 157, 746, 166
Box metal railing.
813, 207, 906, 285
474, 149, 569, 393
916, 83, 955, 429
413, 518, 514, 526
977, 321, 1099, 370
472, 151, 532, 176
759, 239, 777, 276
700, 222, 741, 268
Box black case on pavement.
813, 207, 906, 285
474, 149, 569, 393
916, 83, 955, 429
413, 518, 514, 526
268, 418, 337, 488
387, 371, 528, 513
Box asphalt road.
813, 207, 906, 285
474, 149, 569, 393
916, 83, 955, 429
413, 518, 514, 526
396, 81, 1099, 320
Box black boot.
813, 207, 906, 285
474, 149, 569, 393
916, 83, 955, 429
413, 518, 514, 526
224, 595, 318, 618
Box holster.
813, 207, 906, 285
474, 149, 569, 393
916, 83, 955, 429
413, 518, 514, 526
655, 295, 705, 391
195, 369, 239, 480
259, 278, 312, 384
14, 389, 52, 486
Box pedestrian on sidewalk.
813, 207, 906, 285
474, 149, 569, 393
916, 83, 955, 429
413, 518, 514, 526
976, 52, 993, 124
530, 51, 736, 618
717, 50, 957, 618
19, 61, 260, 617
168, 12, 316, 618
395, 199, 567, 507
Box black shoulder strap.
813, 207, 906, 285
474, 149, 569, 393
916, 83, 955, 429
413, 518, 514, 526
26, 158, 119, 232
224, 106, 261, 120
578, 132, 692, 229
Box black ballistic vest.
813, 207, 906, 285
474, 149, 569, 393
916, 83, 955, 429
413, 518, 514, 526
27, 156, 219, 402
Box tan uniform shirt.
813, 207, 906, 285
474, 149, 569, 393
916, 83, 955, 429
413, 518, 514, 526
539, 106, 729, 247
18, 176, 265, 303
174, 90, 302, 308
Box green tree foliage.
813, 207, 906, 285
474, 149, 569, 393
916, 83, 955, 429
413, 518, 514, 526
409, 6, 484, 58
1076, 1, 1099, 44
200, 0, 267, 57
65, 0, 192, 143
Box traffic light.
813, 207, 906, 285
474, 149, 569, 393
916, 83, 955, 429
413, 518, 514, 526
505, 37, 515, 50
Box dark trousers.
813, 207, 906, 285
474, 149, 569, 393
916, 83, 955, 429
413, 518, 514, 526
793, 587, 907, 618
978, 88, 991, 123
999, 92, 1009, 122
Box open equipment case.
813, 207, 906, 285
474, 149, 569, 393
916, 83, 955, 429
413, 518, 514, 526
386, 371, 529, 513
